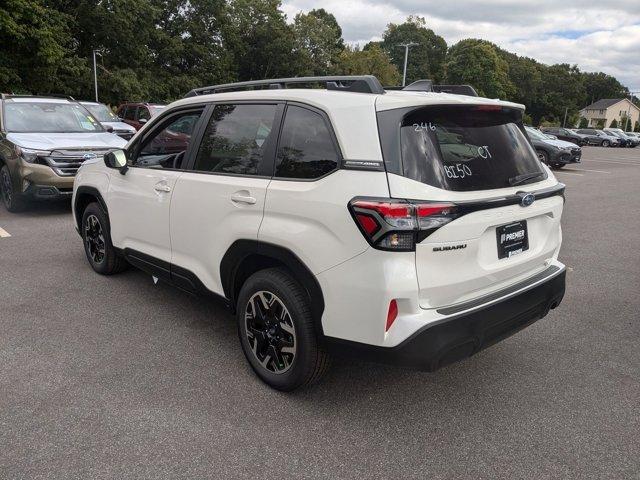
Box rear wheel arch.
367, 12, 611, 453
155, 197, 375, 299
220, 240, 325, 335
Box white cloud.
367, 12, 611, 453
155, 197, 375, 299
281, 0, 640, 89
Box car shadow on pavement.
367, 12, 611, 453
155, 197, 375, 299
0, 198, 72, 217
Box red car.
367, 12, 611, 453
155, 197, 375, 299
115, 102, 166, 130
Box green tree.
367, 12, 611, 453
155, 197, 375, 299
530, 63, 585, 125
334, 45, 401, 86
609, 118, 618, 128
293, 8, 344, 75
579, 117, 589, 128
0, 0, 84, 95
225, 0, 300, 81
635, 121, 640, 132
445, 39, 515, 99
496, 49, 542, 107
582, 72, 628, 106
380, 16, 447, 84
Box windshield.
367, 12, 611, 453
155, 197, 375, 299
5, 102, 104, 133
83, 103, 118, 123
525, 127, 548, 141
394, 106, 546, 191
150, 106, 166, 115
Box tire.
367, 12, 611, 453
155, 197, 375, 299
552, 163, 564, 169
602, 140, 610, 147
81, 202, 128, 275
1, 165, 27, 212
536, 149, 549, 165
237, 268, 330, 391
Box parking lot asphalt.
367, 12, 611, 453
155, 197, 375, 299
1, 147, 639, 479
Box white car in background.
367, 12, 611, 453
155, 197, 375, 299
80, 101, 137, 141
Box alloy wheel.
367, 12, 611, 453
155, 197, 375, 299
244, 291, 297, 374
84, 214, 106, 264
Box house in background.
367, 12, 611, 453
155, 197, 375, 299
579, 98, 639, 130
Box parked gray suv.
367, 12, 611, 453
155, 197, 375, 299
0, 94, 126, 212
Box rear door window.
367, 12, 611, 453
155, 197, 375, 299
393, 106, 546, 191
193, 103, 278, 176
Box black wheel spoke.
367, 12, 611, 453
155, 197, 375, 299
84, 214, 106, 264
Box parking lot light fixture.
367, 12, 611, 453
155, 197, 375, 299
399, 42, 419, 87
93, 49, 103, 102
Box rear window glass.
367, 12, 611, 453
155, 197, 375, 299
397, 106, 546, 191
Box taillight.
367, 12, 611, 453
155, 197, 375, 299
349, 198, 458, 251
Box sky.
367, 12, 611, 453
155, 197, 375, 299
281, 0, 640, 91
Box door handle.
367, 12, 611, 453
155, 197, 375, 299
231, 193, 257, 205
154, 183, 171, 193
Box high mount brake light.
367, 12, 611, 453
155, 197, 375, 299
349, 199, 457, 251
473, 105, 503, 111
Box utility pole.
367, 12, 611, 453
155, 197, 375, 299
626, 90, 639, 131
399, 42, 418, 87
562, 107, 568, 128
92, 49, 102, 102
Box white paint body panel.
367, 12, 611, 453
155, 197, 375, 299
259, 170, 389, 275
170, 172, 270, 295
107, 167, 183, 263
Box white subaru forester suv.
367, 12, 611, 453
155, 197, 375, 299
72, 76, 566, 391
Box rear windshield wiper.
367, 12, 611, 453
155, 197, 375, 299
509, 172, 545, 186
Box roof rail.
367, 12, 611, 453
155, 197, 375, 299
395, 80, 478, 97
1, 93, 76, 101
184, 75, 386, 98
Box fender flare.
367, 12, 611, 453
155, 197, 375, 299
220, 240, 325, 335
74, 186, 108, 231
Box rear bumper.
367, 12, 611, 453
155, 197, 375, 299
328, 266, 566, 371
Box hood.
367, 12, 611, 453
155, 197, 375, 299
7, 132, 127, 151
545, 138, 579, 149
101, 121, 136, 133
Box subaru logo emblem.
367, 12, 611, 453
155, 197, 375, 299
82, 153, 97, 160
520, 193, 535, 207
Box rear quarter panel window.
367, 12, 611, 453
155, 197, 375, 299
274, 105, 339, 179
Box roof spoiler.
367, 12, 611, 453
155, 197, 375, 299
392, 80, 478, 97
184, 75, 386, 97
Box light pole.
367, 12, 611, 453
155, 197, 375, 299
626, 90, 639, 131
399, 42, 418, 87
92, 49, 103, 102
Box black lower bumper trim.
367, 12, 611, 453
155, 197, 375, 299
26, 185, 73, 199
327, 269, 566, 372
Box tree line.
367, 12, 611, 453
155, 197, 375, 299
1, 2, 637, 128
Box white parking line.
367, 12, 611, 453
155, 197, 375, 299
0, 227, 11, 238
575, 168, 611, 174
583, 159, 640, 166
555, 171, 583, 176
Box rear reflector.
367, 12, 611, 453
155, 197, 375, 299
386, 299, 398, 332
349, 198, 458, 251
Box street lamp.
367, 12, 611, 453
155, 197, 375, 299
398, 42, 418, 87
92, 49, 103, 102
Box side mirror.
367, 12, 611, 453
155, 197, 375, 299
105, 125, 114, 133
104, 149, 129, 175
139, 118, 148, 124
